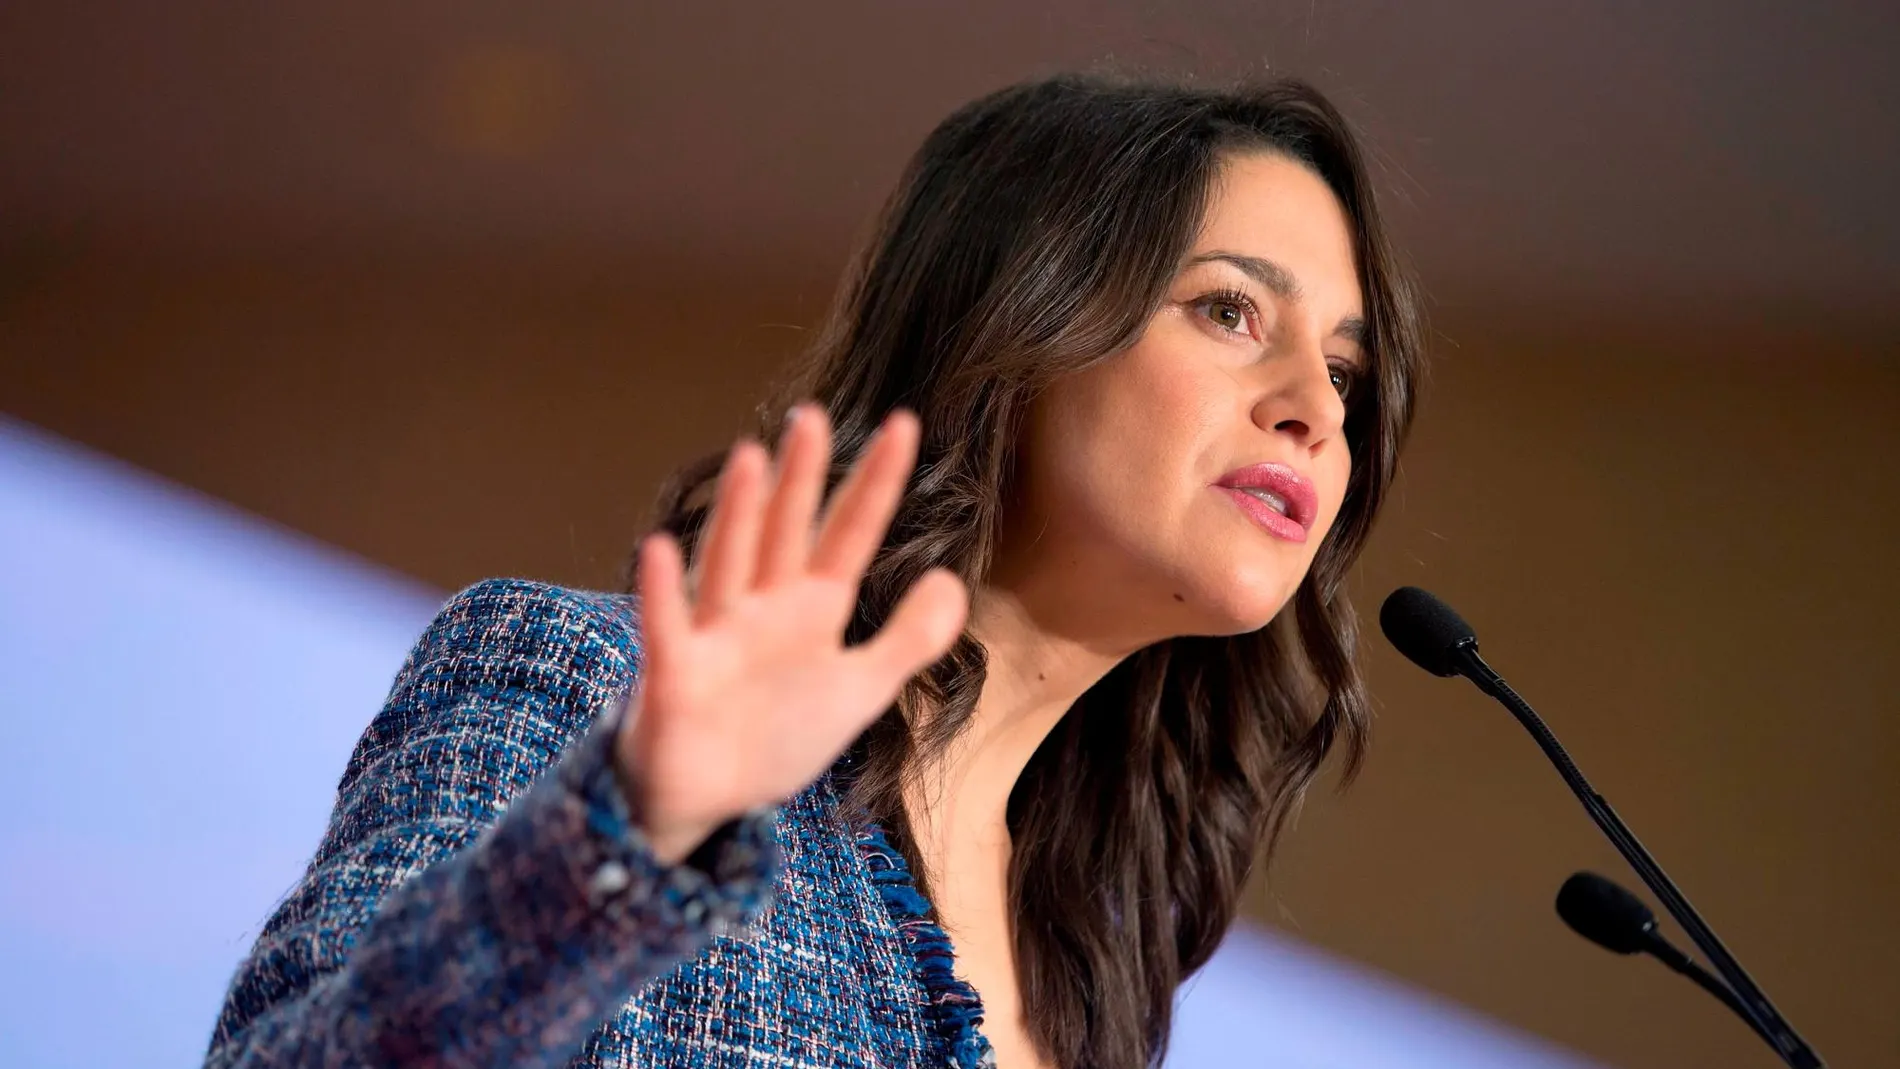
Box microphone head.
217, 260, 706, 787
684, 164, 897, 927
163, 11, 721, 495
1379, 586, 1478, 677
1556, 871, 1659, 955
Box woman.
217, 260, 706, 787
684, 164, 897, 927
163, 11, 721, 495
206, 75, 1423, 1069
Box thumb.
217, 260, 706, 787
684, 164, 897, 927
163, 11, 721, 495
849, 568, 969, 692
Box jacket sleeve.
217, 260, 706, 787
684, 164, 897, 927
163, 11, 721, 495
204, 579, 779, 1069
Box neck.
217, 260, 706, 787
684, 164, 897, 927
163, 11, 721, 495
901, 581, 1143, 885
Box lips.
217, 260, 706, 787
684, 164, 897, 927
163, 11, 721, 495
1214, 463, 1319, 542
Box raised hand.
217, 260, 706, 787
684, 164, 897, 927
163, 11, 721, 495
616, 405, 969, 864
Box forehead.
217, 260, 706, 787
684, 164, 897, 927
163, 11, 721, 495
1192, 153, 1361, 300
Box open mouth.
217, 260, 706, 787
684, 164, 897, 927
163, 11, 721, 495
1233, 485, 1292, 518
1213, 462, 1317, 532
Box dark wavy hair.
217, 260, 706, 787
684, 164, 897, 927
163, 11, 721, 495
639, 75, 1425, 1069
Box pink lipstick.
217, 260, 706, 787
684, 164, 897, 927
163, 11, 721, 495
1214, 463, 1318, 544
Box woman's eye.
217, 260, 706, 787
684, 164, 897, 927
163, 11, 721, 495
1193, 294, 1254, 336
1329, 364, 1359, 401
1205, 300, 1248, 332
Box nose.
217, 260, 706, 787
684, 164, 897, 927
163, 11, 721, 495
1249, 345, 1348, 455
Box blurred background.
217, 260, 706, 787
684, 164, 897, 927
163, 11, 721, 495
1, 2, 1895, 1068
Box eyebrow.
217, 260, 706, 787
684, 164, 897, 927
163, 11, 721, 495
1189, 250, 1369, 348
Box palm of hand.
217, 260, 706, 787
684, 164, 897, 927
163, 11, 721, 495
617, 406, 967, 862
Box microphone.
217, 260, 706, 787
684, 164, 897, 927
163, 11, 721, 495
1378, 587, 1823, 1069
1556, 871, 1774, 1048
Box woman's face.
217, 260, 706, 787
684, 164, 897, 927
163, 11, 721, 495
1000, 151, 1367, 643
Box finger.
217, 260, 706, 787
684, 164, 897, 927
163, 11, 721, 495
810, 409, 920, 582
848, 567, 968, 692
756, 404, 830, 586
636, 532, 692, 672
691, 439, 768, 625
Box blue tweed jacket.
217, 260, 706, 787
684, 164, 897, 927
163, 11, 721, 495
206, 578, 992, 1069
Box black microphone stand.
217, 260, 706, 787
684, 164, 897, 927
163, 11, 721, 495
1448, 642, 1822, 1069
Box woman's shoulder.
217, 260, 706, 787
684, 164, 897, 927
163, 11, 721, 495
333, 578, 644, 799
399, 577, 645, 698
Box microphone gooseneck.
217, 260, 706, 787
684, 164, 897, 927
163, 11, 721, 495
1379, 587, 1823, 1069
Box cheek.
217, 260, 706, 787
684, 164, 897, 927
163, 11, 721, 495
1035, 350, 1224, 531
1313, 448, 1353, 538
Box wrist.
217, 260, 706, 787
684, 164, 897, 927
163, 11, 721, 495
641, 813, 726, 867
609, 745, 727, 867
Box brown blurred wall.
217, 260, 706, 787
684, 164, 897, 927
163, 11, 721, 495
1, 247, 1894, 1068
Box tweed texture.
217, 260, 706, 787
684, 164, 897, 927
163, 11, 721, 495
206, 578, 994, 1069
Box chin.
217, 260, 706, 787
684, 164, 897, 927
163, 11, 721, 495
1182, 564, 1300, 636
